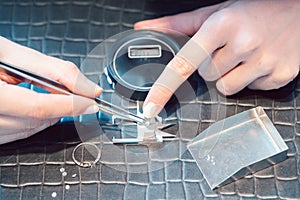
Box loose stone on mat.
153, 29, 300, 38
51, 192, 57, 198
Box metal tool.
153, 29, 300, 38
112, 116, 176, 144
112, 103, 176, 144
0, 61, 145, 124
0, 61, 177, 144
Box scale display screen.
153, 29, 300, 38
128, 45, 162, 58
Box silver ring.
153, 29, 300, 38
72, 142, 101, 168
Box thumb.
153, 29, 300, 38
134, 3, 225, 36
0, 83, 99, 118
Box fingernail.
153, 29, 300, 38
216, 80, 225, 94
95, 85, 103, 96
143, 102, 162, 118
83, 104, 99, 114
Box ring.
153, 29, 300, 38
72, 142, 101, 168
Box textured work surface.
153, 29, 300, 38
0, 0, 299, 199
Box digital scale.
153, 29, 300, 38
105, 30, 181, 100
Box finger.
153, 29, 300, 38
0, 37, 102, 98
0, 84, 99, 118
215, 61, 269, 95
60, 62, 103, 98
248, 65, 299, 90
143, 15, 231, 118
134, 3, 225, 36
198, 43, 250, 81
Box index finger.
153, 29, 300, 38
0, 37, 102, 98
0, 82, 99, 118
142, 19, 227, 118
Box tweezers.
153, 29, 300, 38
0, 61, 145, 124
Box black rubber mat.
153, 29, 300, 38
0, 0, 299, 199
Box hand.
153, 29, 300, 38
135, 0, 300, 118
0, 36, 102, 144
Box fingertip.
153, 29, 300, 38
82, 103, 99, 115
134, 20, 152, 30
216, 79, 231, 95
71, 96, 99, 116
94, 85, 103, 97
73, 72, 103, 98
216, 78, 241, 96
134, 21, 146, 29
216, 80, 225, 94
88, 80, 103, 98
143, 102, 163, 118
84, 78, 103, 98
143, 84, 173, 118
134, 18, 169, 30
